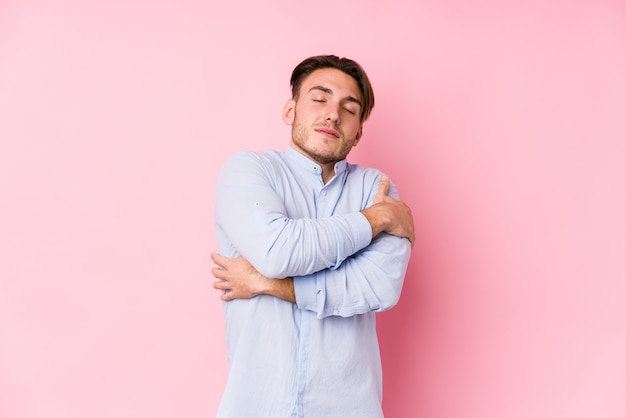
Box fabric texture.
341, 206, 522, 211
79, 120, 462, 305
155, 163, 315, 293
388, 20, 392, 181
214, 146, 411, 417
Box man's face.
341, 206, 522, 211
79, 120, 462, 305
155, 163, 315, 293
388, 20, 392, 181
283, 68, 364, 166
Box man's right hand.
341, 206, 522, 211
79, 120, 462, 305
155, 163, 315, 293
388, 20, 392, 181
211, 253, 296, 303
361, 175, 415, 247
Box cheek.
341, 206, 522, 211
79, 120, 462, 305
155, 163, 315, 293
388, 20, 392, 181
295, 103, 315, 117
345, 122, 362, 138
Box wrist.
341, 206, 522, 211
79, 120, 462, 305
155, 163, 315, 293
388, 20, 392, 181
257, 274, 275, 297
263, 277, 296, 303
361, 204, 389, 238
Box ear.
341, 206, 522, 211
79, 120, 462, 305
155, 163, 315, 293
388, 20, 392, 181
353, 126, 363, 146
282, 99, 296, 125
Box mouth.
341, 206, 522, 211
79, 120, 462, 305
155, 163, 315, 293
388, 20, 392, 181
315, 127, 340, 139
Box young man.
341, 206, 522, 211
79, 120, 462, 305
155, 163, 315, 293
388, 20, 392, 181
212, 55, 414, 417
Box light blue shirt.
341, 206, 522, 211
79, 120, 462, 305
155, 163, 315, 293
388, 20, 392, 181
214, 146, 411, 417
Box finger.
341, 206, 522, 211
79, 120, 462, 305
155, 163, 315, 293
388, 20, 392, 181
213, 280, 230, 291
375, 175, 390, 202
221, 291, 236, 302
211, 252, 229, 268
212, 267, 227, 280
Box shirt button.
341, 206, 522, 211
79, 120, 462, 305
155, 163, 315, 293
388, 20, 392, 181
321, 190, 326, 196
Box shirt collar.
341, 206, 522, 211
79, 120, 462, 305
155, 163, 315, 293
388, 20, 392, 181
285, 145, 348, 177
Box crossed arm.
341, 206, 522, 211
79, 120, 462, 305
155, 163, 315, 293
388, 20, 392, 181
213, 175, 414, 306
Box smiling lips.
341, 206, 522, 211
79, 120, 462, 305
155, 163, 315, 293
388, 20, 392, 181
315, 127, 340, 139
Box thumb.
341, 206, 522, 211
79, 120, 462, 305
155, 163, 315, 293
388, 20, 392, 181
374, 175, 390, 204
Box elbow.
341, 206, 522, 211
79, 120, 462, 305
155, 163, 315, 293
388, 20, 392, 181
378, 289, 402, 312
376, 271, 406, 312
378, 248, 410, 311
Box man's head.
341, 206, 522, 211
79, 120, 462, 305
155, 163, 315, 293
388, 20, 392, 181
289, 55, 375, 123
283, 55, 375, 173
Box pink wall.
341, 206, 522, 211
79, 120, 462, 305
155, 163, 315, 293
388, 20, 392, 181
1, 1, 625, 417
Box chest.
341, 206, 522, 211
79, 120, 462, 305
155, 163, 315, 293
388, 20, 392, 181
275, 171, 370, 219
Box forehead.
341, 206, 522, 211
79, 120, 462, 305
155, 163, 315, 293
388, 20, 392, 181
301, 68, 362, 101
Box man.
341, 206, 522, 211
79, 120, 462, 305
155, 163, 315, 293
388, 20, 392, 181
212, 55, 414, 417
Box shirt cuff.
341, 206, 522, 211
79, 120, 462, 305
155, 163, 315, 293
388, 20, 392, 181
345, 212, 373, 254
294, 213, 371, 313
294, 271, 322, 312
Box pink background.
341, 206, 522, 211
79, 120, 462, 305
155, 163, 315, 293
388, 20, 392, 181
1, 1, 625, 417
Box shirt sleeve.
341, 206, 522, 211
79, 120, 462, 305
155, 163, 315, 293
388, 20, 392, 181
293, 173, 412, 318
215, 151, 373, 278
294, 233, 411, 318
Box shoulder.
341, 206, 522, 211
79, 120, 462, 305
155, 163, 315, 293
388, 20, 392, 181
217, 150, 291, 190
223, 149, 279, 165
346, 162, 401, 199
220, 149, 282, 173
346, 162, 384, 184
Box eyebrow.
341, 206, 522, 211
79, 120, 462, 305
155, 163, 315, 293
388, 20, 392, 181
308, 86, 363, 108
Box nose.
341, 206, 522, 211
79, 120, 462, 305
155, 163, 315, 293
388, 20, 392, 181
325, 104, 340, 125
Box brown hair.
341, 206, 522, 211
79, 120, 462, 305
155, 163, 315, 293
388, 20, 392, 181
290, 55, 375, 122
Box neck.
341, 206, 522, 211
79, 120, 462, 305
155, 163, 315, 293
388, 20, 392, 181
321, 167, 335, 184
289, 143, 338, 184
